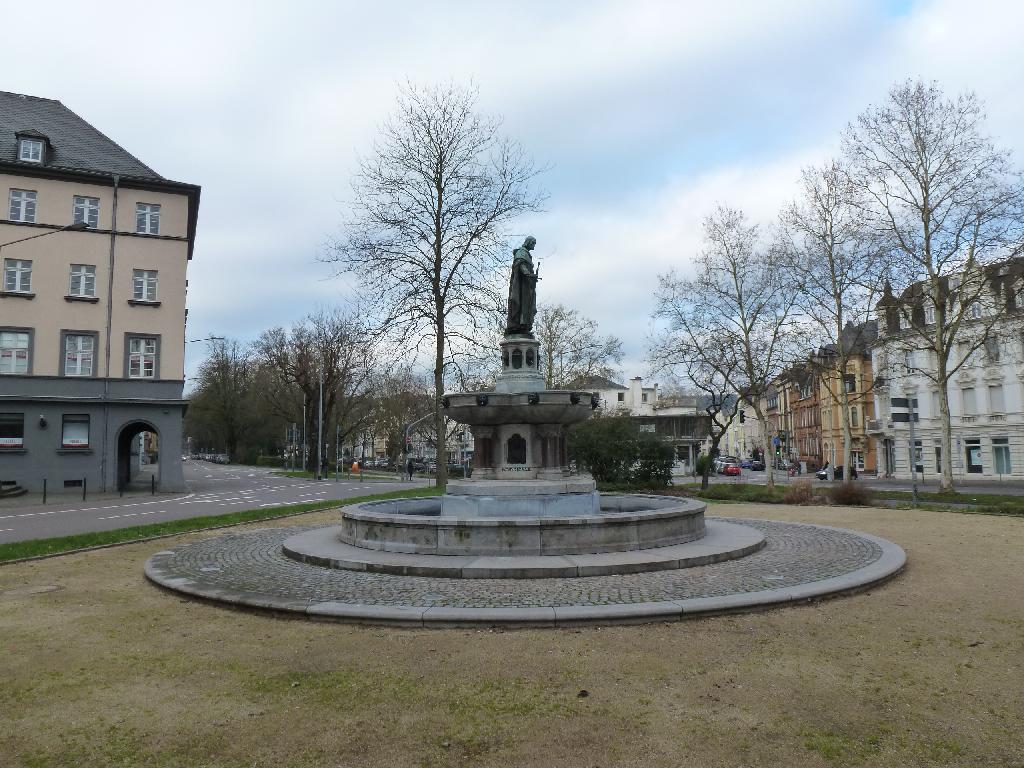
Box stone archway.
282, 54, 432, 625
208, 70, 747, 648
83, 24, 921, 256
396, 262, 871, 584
116, 419, 160, 491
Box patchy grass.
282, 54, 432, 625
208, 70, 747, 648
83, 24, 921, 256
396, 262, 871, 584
1, 502, 1023, 766
0, 486, 442, 563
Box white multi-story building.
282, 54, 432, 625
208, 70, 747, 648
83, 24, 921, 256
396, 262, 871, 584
868, 257, 1024, 481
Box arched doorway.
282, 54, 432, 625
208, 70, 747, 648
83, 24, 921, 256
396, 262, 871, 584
117, 420, 160, 491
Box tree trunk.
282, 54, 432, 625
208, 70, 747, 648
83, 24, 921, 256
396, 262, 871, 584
838, 374, 853, 486
937, 368, 954, 492
434, 325, 448, 493
753, 405, 774, 489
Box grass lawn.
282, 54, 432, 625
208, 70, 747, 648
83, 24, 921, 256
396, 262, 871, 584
1, 501, 1023, 766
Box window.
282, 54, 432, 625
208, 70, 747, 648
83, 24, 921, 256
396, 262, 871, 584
984, 336, 1000, 362
849, 406, 859, 428
0, 413, 24, 448
968, 302, 982, 319
924, 305, 935, 325
73, 196, 100, 228
132, 270, 158, 302
128, 337, 157, 378
934, 445, 942, 474
3, 259, 32, 293
965, 438, 983, 473
0, 331, 30, 374
843, 374, 856, 393
617, 392, 624, 402
913, 440, 923, 474
69, 264, 96, 297
61, 414, 90, 448
853, 451, 865, 471
64, 334, 94, 376
135, 203, 160, 234
989, 384, 1005, 413
930, 390, 940, 418
8, 189, 36, 222
903, 350, 916, 370
642, 393, 648, 403
962, 388, 977, 415
993, 438, 1012, 475
18, 139, 43, 163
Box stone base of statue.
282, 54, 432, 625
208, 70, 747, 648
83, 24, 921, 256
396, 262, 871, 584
495, 334, 544, 393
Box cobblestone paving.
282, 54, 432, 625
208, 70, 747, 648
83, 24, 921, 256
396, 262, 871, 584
148, 518, 883, 609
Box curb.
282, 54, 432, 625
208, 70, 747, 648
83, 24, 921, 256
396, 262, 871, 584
143, 520, 907, 628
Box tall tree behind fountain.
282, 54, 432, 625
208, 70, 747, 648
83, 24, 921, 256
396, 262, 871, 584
325, 82, 546, 491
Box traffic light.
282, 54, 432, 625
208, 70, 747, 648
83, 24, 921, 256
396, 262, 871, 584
739, 410, 746, 424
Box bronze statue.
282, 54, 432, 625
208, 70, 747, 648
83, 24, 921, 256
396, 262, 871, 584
506, 236, 539, 335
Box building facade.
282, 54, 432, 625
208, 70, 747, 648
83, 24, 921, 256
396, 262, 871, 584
0, 92, 199, 492
817, 322, 878, 474
868, 258, 1024, 480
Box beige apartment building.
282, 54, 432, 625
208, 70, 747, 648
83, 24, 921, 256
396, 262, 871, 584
0, 91, 199, 492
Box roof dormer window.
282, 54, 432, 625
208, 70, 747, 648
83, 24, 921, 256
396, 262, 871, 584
18, 138, 43, 163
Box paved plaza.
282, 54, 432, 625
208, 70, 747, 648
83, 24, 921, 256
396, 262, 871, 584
145, 516, 905, 626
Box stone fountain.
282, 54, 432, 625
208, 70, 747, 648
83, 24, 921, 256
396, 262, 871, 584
281, 236, 765, 577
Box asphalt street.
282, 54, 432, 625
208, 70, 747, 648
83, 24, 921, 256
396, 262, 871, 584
0, 461, 426, 545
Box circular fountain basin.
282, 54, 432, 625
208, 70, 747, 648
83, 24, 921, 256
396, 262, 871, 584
442, 390, 595, 426
336, 494, 706, 557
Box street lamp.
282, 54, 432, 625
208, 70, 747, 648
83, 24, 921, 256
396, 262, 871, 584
0, 220, 89, 256
185, 336, 226, 344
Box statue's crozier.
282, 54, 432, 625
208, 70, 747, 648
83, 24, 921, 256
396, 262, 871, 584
506, 236, 538, 335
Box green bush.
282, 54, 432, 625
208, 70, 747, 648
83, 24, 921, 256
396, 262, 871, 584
256, 455, 285, 468
695, 454, 714, 478
568, 417, 638, 484
568, 417, 674, 488
633, 435, 676, 488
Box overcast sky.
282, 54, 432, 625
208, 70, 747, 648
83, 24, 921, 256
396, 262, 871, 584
3, 0, 1023, 387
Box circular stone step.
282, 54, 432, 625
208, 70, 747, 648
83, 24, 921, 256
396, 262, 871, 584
281, 520, 765, 578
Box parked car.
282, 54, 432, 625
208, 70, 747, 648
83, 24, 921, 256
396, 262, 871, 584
722, 463, 742, 476
816, 465, 857, 480
750, 460, 765, 471
739, 458, 752, 469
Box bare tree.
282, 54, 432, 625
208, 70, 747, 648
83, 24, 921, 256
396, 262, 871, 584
844, 79, 1024, 490
650, 334, 740, 490
653, 205, 797, 488
534, 303, 623, 389
324, 82, 545, 490
252, 309, 376, 474
779, 160, 883, 484
186, 339, 257, 461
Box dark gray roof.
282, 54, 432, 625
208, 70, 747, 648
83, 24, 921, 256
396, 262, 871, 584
0, 91, 162, 180
576, 375, 627, 390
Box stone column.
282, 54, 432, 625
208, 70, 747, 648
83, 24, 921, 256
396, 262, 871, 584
537, 425, 564, 480
472, 427, 496, 479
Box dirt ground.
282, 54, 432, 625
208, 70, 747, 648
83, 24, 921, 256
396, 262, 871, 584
1, 503, 1022, 768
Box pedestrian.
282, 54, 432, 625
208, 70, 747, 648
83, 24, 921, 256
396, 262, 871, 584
406, 457, 414, 481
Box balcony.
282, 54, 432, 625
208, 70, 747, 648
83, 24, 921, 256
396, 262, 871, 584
866, 419, 884, 433
960, 415, 976, 424
988, 414, 1006, 423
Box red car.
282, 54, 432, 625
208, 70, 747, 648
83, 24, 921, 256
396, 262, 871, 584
722, 463, 742, 476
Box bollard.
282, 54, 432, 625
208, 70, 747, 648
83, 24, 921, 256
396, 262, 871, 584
151, 475, 156, 495
82, 477, 87, 501
42, 478, 47, 504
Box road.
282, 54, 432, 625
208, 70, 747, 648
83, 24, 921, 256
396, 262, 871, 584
0, 461, 426, 545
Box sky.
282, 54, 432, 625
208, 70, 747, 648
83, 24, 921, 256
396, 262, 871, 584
2, 0, 1023, 388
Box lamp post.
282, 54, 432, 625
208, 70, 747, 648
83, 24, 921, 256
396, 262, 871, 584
0, 220, 89, 256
